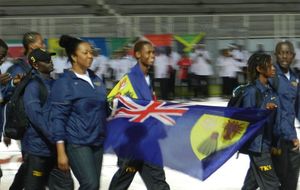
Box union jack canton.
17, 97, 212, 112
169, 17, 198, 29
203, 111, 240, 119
114, 96, 189, 126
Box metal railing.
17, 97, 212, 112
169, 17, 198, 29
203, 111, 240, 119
0, 14, 299, 39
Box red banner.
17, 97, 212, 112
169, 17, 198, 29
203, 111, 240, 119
144, 34, 172, 47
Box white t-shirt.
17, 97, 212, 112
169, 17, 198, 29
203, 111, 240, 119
285, 71, 291, 80
216, 56, 241, 78
0, 60, 13, 73
74, 71, 94, 88
154, 54, 169, 78
190, 50, 213, 76
112, 56, 135, 81
145, 75, 150, 86
90, 55, 109, 78
52, 56, 71, 74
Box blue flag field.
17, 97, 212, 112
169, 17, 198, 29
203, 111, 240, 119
105, 96, 270, 180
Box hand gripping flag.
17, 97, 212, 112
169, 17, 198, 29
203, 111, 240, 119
105, 97, 270, 181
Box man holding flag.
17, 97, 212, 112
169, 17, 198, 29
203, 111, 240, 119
105, 40, 273, 187
107, 40, 170, 190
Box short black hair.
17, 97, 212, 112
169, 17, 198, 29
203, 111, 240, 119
0, 38, 8, 50
133, 40, 152, 55
22, 31, 41, 55
275, 40, 295, 54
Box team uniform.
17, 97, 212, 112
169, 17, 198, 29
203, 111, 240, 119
22, 72, 73, 190
108, 63, 170, 190
271, 63, 300, 190
2, 58, 31, 190
241, 80, 280, 190
50, 69, 108, 190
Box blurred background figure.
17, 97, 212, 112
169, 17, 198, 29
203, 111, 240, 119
177, 52, 192, 99
89, 48, 109, 82
51, 48, 70, 79
154, 47, 170, 100
166, 46, 180, 100
255, 43, 266, 54
229, 43, 243, 63
216, 48, 240, 98
189, 44, 213, 100
0, 52, 13, 74
292, 41, 300, 76
109, 48, 135, 87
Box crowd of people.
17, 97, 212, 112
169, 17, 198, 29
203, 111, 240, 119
0, 31, 299, 190
1, 41, 271, 101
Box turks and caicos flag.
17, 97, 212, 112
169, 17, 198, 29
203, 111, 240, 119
105, 97, 270, 181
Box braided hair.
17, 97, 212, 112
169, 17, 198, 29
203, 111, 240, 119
22, 31, 41, 56
247, 53, 271, 83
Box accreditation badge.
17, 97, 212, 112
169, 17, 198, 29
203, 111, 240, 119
291, 80, 298, 87
93, 82, 101, 87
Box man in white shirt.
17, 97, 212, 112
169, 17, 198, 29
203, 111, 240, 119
189, 44, 213, 99
51, 49, 71, 79
90, 48, 109, 80
216, 48, 240, 97
154, 49, 170, 100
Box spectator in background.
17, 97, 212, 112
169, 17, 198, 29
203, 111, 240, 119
255, 43, 266, 54
216, 48, 240, 98
89, 48, 109, 81
292, 41, 300, 75
177, 52, 191, 82
51, 48, 70, 79
120, 46, 136, 73
103, 51, 118, 89
189, 44, 213, 99
239, 45, 251, 84
123, 44, 137, 65
154, 47, 170, 100
110, 49, 135, 86
229, 43, 243, 63
177, 52, 192, 98
166, 46, 180, 99
229, 44, 247, 84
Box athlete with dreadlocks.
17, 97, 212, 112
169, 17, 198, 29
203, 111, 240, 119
240, 53, 281, 190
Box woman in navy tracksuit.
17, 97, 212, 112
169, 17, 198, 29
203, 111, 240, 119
50, 35, 108, 190
241, 53, 281, 190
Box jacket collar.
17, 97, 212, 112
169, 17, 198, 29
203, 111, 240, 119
274, 63, 297, 81
254, 79, 270, 94
65, 69, 97, 81
128, 63, 153, 100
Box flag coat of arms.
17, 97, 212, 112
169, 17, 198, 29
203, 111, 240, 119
105, 97, 270, 180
